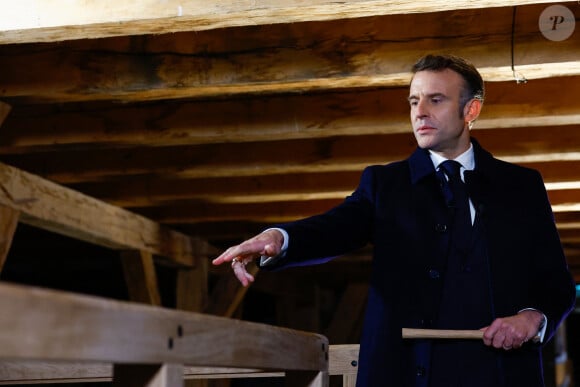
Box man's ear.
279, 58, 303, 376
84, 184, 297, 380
464, 98, 482, 125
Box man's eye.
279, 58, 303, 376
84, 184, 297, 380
409, 100, 418, 106
432, 98, 441, 104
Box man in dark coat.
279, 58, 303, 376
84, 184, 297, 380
212, 54, 576, 386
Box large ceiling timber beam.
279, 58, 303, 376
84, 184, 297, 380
131, 184, 580, 223
1, 4, 578, 104
0, 0, 566, 45
69, 172, 363, 208
136, 199, 344, 224
1, 76, 580, 152
4, 124, 580, 185
60, 123, 580, 206
69, 173, 580, 210
0, 162, 208, 266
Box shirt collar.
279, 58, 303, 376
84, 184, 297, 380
429, 143, 475, 172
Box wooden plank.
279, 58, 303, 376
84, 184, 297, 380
121, 250, 162, 306
0, 282, 328, 372
182, 376, 209, 387
0, 102, 10, 128
69, 172, 361, 208
0, 162, 196, 267
0, 205, 19, 273
0, 331, 491, 386
328, 345, 360, 387
67, 170, 580, 212
0, 361, 287, 384
0, 361, 113, 384
328, 345, 359, 377
111, 178, 580, 223
1, 5, 577, 104
343, 375, 357, 387
113, 364, 183, 387
0, 0, 564, 44
3, 75, 580, 153
62, 119, 580, 207
6, 125, 580, 188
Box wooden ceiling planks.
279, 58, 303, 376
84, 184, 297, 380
0, 0, 566, 44
1, 5, 579, 105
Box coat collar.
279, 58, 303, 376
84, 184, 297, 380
408, 137, 494, 185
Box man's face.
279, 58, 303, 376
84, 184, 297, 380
408, 69, 473, 159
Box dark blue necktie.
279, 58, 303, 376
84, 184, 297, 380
438, 160, 472, 252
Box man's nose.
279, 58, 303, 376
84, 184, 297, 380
414, 99, 429, 118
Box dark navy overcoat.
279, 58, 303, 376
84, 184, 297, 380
263, 138, 575, 387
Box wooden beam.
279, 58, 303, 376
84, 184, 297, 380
0, 162, 197, 266
0, 349, 359, 385
1, 5, 577, 104
121, 250, 162, 306
547, 189, 580, 206
0, 0, 565, 44
0, 361, 113, 384
9, 140, 580, 187
135, 199, 343, 224
0, 102, 10, 128
61, 124, 580, 208
2, 76, 579, 154
0, 205, 19, 274
69, 175, 580, 212
175, 258, 209, 313
328, 344, 359, 376
0, 282, 329, 371
130, 171, 580, 223
0, 361, 292, 384
0, 361, 289, 384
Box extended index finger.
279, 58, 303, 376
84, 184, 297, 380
212, 239, 263, 265
212, 245, 242, 265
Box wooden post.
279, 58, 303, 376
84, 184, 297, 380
177, 258, 211, 387
0, 102, 10, 128
113, 363, 183, 387
0, 205, 19, 274
121, 250, 162, 306
176, 258, 208, 312
329, 344, 359, 386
